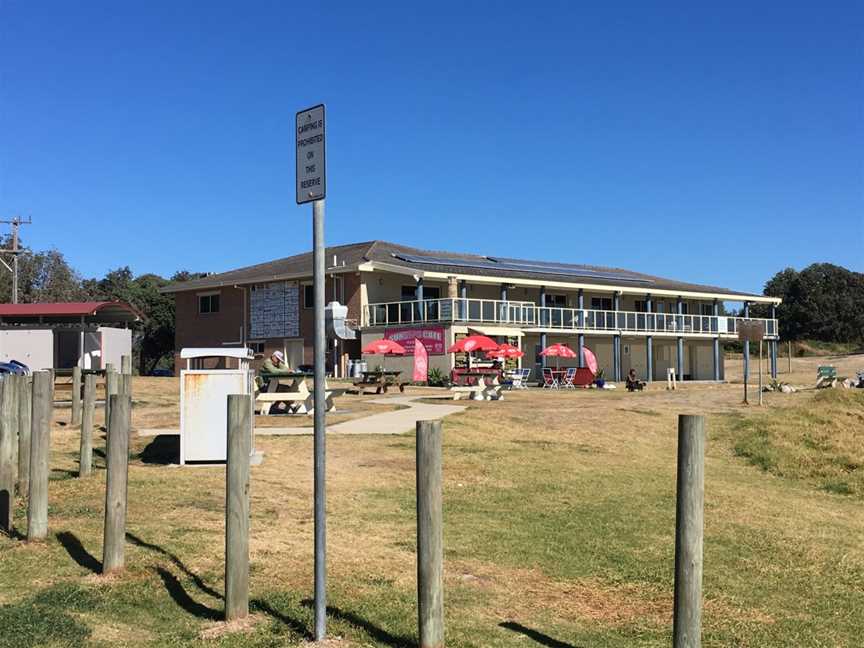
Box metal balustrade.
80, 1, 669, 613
363, 297, 778, 339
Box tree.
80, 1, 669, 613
0, 236, 89, 303
764, 263, 864, 343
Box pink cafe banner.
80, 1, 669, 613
385, 326, 446, 355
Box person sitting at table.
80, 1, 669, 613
262, 350, 292, 375
625, 368, 646, 392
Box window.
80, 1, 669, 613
249, 341, 265, 354
656, 302, 666, 313
591, 297, 613, 311
198, 292, 220, 314
680, 303, 689, 315
635, 300, 647, 313
546, 294, 567, 307
701, 304, 714, 316
304, 284, 314, 308
401, 285, 440, 300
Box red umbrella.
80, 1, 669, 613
485, 343, 524, 359
362, 339, 406, 355
447, 335, 499, 353
448, 335, 499, 370
362, 338, 406, 371
539, 343, 578, 369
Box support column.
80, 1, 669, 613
770, 304, 778, 379
539, 287, 547, 370
613, 291, 621, 382
743, 301, 750, 382
500, 284, 508, 323
713, 299, 720, 381
415, 277, 424, 322
676, 296, 684, 381
459, 280, 467, 321
577, 288, 585, 368
646, 293, 653, 382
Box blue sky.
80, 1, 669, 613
1, 1, 861, 294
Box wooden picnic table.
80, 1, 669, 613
353, 369, 406, 394
449, 369, 504, 401
255, 371, 344, 416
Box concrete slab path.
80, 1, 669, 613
137, 395, 466, 438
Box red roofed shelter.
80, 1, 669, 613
0, 301, 141, 371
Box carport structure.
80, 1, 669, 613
0, 301, 142, 370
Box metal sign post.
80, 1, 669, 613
738, 320, 765, 406
296, 104, 327, 641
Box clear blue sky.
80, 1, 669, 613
1, 1, 861, 294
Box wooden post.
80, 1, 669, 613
120, 355, 132, 399
673, 414, 705, 648
225, 394, 251, 621
102, 394, 131, 573
0, 375, 20, 535
27, 371, 53, 541
71, 366, 82, 426
104, 364, 117, 431
79, 374, 96, 477
416, 420, 444, 648
17, 375, 32, 496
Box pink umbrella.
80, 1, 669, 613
448, 335, 499, 370
362, 338, 406, 371
582, 346, 599, 375
539, 343, 578, 369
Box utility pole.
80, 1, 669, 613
0, 216, 32, 303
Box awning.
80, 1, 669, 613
466, 326, 524, 337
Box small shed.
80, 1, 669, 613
180, 347, 255, 465
0, 301, 141, 371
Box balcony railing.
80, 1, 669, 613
362, 297, 778, 339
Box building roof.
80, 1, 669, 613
161, 240, 777, 302
0, 301, 142, 323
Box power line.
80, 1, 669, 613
0, 216, 33, 304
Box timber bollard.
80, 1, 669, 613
120, 355, 133, 399
17, 375, 32, 496
71, 366, 82, 426
79, 374, 96, 477
0, 375, 20, 535
225, 394, 251, 621
416, 419, 444, 648
102, 394, 131, 573
28, 371, 53, 541
104, 364, 117, 431
673, 414, 705, 648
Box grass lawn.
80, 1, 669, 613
1, 355, 862, 647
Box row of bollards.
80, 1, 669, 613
4, 371, 704, 645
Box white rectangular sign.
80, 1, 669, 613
296, 104, 326, 204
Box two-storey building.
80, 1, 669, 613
163, 240, 781, 382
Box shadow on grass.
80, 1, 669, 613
137, 435, 179, 465
155, 567, 221, 621
128, 531, 311, 636
500, 621, 580, 648
126, 532, 221, 599
301, 599, 416, 648
56, 531, 101, 573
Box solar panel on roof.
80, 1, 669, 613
392, 253, 654, 284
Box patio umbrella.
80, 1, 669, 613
539, 342, 578, 369
582, 346, 599, 375
447, 334, 499, 369
362, 338, 406, 371
485, 343, 524, 359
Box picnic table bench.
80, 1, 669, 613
449, 370, 504, 401
816, 365, 837, 389
353, 370, 407, 394
255, 372, 345, 415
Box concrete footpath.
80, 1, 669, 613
138, 395, 466, 438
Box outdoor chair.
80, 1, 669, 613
542, 368, 558, 389
519, 368, 531, 389
561, 367, 577, 389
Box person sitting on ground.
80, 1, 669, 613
625, 368, 645, 392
